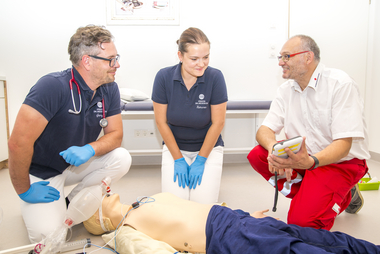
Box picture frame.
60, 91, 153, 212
106, 0, 180, 26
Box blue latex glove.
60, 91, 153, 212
18, 181, 60, 203
174, 157, 189, 188
189, 155, 207, 189
59, 144, 95, 167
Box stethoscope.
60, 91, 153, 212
68, 68, 108, 128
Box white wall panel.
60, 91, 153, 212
366, 1, 380, 154
289, 0, 369, 98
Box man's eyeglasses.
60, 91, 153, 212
277, 51, 309, 62
89, 54, 120, 67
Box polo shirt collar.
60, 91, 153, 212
72, 66, 107, 99
290, 63, 324, 92
197, 70, 206, 84
306, 63, 324, 90
173, 62, 183, 82
72, 66, 91, 92
172, 62, 206, 86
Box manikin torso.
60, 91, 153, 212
105, 192, 213, 253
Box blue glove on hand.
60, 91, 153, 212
174, 157, 189, 188
18, 181, 60, 204
189, 155, 207, 189
59, 144, 95, 167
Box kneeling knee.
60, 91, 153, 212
247, 145, 268, 167
114, 147, 132, 172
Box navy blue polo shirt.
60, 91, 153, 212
24, 67, 121, 179
152, 63, 228, 151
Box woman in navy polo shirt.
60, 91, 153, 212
152, 27, 228, 203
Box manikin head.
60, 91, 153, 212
83, 193, 125, 235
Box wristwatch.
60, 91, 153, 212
308, 155, 319, 170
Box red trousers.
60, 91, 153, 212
247, 145, 368, 230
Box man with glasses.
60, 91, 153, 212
247, 35, 370, 230
8, 25, 131, 243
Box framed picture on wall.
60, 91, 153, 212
106, 0, 179, 25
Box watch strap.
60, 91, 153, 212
308, 155, 319, 170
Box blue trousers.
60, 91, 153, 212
205, 205, 379, 254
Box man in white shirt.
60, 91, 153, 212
247, 35, 370, 230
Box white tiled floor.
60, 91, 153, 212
1, 160, 379, 253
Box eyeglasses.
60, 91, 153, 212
277, 51, 309, 62
89, 54, 120, 67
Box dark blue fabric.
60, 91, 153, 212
152, 63, 228, 151
24, 67, 121, 179
205, 205, 380, 254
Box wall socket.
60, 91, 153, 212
134, 129, 155, 138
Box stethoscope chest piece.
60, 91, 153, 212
99, 118, 108, 128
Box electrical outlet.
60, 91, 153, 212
134, 129, 155, 138
134, 129, 142, 137
142, 129, 149, 137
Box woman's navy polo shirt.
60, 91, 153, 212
23, 67, 121, 179
152, 63, 228, 151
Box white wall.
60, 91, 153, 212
289, 0, 369, 98
0, 0, 379, 155
366, 0, 380, 154
0, 0, 288, 133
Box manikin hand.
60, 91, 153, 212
251, 209, 280, 220
189, 155, 207, 189
174, 157, 189, 188
251, 209, 270, 219
60, 144, 95, 167
18, 181, 60, 203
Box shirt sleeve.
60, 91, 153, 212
262, 89, 285, 134
106, 83, 122, 117
210, 70, 228, 105
331, 80, 365, 140
152, 69, 168, 104
23, 75, 66, 121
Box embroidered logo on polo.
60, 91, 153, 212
93, 101, 106, 118
195, 94, 208, 109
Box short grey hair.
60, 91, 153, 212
291, 35, 320, 62
68, 25, 114, 66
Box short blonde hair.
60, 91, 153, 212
83, 211, 116, 235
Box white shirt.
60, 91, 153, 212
263, 63, 370, 162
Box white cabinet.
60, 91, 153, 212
0, 77, 9, 163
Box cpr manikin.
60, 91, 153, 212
84, 192, 380, 254
84, 192, 213, 253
